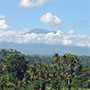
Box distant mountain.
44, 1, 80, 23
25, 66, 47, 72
26, 28, 55, 34
0, 42, 90, 56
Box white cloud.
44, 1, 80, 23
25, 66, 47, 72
0, 19, 12, 30
0, 14, 90, 48
0, 14, 11, 30
40, 12, 62, 28
0, 28, 90, 48
19, 0, 50, 8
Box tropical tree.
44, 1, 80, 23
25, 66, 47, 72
0, 53, 30, 90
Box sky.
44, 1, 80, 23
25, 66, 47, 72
0, 0, 90, 49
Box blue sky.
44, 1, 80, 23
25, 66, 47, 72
0, 0, 90, 34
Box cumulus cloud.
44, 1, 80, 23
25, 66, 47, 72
0, 14, 90, 48
0, 28, 90, 48
0, 14, 12, 30
0, 20, 12, 30
19, 0, 50, 8
40, 12, 62, 28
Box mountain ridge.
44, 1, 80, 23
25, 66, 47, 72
26, 28, 56, 34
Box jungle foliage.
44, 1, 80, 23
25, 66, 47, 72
0, 49, 90, 90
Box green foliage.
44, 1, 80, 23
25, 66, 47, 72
72, 67, 90, 89
0, 49, 90, 90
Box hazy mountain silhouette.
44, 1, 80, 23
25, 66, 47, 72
26, 28, 55, 34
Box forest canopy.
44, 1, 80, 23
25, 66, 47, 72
0, 49, 90, 90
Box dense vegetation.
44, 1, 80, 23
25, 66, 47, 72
0, 49, 90, 90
